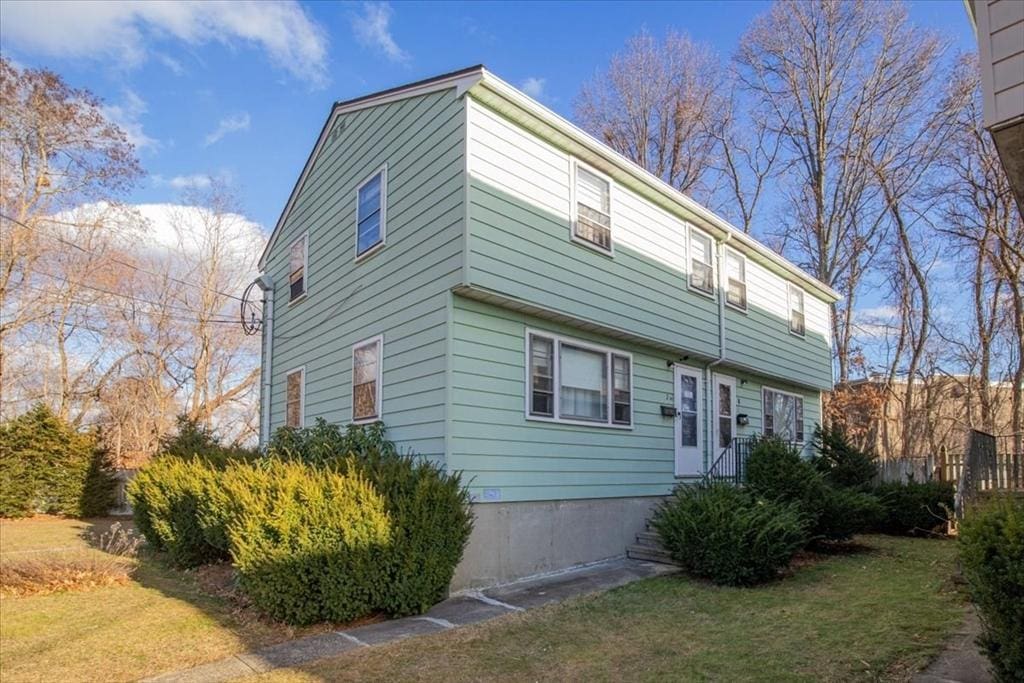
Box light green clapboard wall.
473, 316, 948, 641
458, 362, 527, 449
263, 87, 466, 460
449, 295, 821, 502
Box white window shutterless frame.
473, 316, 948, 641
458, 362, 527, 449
713, 374, 737, 452
674, 365, 703, 476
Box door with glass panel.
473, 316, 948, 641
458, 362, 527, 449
674, 365, 703, 475
713, 375, 737, 457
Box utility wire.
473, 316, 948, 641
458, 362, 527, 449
25, 266, 239, 323
1, 212, 248, 303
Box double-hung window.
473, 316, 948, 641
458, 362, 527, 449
356, 167, 386, 258
573, 163, 612, 253
285, 367, 304, 428
289, 234, 307, 302
689, 229, 714, 295
788, 284, 805, 336
527, 331, 631, 427
352, 335, 383, 422
762, 388, 804, 443
726, 250, 747, 310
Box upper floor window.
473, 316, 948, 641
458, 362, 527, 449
356, 167, 386, 259
573, 163, 612, 253
763, 388, 804, 443
689, 229, 714, 295
726, 251, 747, 310
788, 284, 805, 336
352, 335, 383, 422
286, 367, 304, 428
289, 234, 307, 302
527, 330, 632, 428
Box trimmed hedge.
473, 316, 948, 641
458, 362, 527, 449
224, 460, 392, 625
653, 482, 809, 585
268, 419, 474, 616
872, 480, 954, 536
0, 404, 117, 518
127, 456, 231, 567
746, 436, 880, 543
959, 495, 1024, 681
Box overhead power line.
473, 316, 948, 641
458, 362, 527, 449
1, 212, 248, 303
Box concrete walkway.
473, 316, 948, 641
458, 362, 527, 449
912, 610, 992, 683
144, 557, 677, 682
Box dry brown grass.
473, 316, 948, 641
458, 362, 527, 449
0, 521, 141, 597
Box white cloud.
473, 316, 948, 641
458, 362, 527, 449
152, 174, 212, 190
156, 52, 185, 76
102, 89, 159, 152
203, 113, 251, 147
0, 0, 329, 87
351, 2, 408, 63
520, 77, 546, 100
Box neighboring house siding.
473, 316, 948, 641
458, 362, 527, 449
464, 97, 832, 390
448, 294, 821, 503
263, 88, 465, 460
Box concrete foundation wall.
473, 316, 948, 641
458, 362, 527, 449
451, 495, 662, 590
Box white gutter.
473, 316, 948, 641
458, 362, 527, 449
255, 274, 274, 446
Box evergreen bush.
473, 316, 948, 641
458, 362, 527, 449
0, 404, 117, 518
158, 415, 258, 469
653, 482, 809, 585
959, 495, 1024, 682
811, 424, 878, 490
872, 480, 954, 536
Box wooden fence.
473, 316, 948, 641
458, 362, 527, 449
876, 449, 1023, 491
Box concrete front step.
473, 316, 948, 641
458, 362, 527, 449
625, 544, 678, 565
634, 530, 662, 547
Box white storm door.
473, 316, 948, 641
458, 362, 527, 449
713, 375, 737, 456
674, 365, 703, 476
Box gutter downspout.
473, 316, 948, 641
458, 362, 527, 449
705, 235, 731, 471
255, 274, 274, 447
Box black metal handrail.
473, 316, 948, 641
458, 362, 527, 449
705, 436, 757, 485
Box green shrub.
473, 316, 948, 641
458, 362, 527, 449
653, 482, 810, 585
267, 419, 473, 616
127, 457, 230, 567
811, 424, 878, 490
158, 415, 258, 469
959, 496, 1024, 681
872, 480, 954, 536
746, 436, 878, 542
0, 404, 117, 518
223, 460, 393, 625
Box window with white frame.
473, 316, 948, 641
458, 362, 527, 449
285, 368, 304, 428
788, 284, 805, 336
352, 335, 382, 422
726, 251, 747, 310
527, 331, 631, 427
573, 163, 612, 252
763, 388, 804, 443
356, 167, 386, 258
289, 234, 307, 302
689, 230, 714, 294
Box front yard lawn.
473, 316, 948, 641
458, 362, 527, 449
1, 518, 964, 683
248, 535, 965, 683
0, 516, 327, 682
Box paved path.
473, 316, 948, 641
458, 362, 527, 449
144, 557, 677, 682
912, 610, 991, 683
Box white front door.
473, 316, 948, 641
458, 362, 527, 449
713, 374, 737, 457
674, 365, 703, 476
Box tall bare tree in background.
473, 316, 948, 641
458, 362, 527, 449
574, 29, 727, 199
736, 0, 943, 382
1, 59, 264, 464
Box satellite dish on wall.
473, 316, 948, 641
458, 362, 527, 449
240, 280, 263, 336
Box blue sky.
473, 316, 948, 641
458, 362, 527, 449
1, 0, 976, 233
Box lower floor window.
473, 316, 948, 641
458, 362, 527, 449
286, 368, 304, 428
352, 335, 382, 422
527, 331, 632, 427
763, 388, 804, 442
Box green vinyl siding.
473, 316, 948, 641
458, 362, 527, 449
448, 295, 822, 502
263, 87, 466, 460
